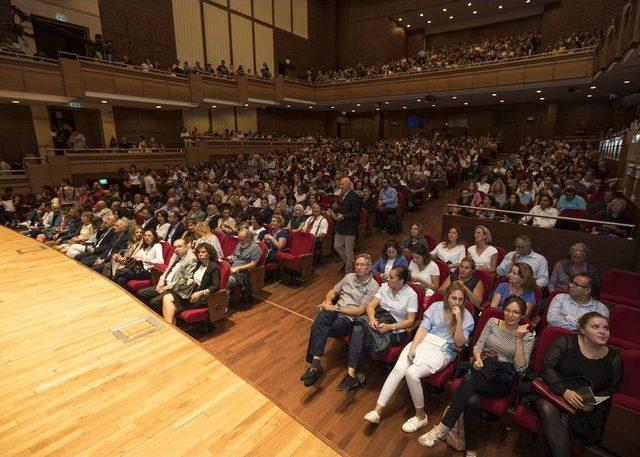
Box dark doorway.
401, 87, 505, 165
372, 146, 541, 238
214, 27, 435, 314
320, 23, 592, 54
278, 62, 296, 78
49, 107, 102, 150
32, 15, 88, 59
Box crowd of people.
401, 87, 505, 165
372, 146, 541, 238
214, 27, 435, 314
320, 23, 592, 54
448, 138, 633, 238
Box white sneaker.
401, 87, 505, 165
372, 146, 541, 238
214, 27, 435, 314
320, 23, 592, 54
363, 410, 381, 424
418, 425, 448, 447
401, 415, 429, 433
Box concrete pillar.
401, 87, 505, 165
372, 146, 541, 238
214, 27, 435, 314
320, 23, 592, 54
100, 106, 116, 147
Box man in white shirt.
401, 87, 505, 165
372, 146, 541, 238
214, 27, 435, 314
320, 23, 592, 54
302, 203, 328, 239
520, 194, 558, 228
496, 234, 549, 288
143, 169, 156, 194
547, 273, 609, 330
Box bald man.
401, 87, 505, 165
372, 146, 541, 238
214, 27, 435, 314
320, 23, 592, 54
333, 177, 361, 273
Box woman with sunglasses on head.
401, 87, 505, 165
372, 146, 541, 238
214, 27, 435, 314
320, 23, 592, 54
533, 312, 622, 457
419, 296, 535, 456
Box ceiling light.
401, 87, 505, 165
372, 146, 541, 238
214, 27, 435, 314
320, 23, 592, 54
590, 85, 596, 89
416, 98, 421, 102
427, 20, 431, 24
244, 103, 249, 107
419, 13, 424, 17
464, 102, 469, 106
473, 10, 477, 14
351, 109, 356, 112
587, 94, 593, 98
155, 105, 162, 108
442, 8, 447, 12
432, 104, 436, 107
376, 107, 380, 111
406, 24, 411, 28
402, 106, 407, 109
536, 89, 542, 93
398, 17, 402, 22
330, 106, 335, 109
308, 106, 313, 109
498, 5, 503, 9
452, 96, 457, 99
449, 15, 454, 20
11, 100, 19, 104
100, 100, 108, 104
500, 99, 505, 103
356, 103, 361, 106
624, 80, 631, 84
211, 105, 217, 108
384, 101, 389, 104
468, 2, 472, 6
286, 104, 291, 108
539, 97, 545, 101
491, 93, 497, 96
526, 0, 531, 3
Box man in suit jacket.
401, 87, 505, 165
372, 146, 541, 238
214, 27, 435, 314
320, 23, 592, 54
164, 210, 186, 245
80, 218, 131, 271
137, 238, 197, 313
140, 206, 158, 231
333, 177, 361, 273
75, 213, 117, 262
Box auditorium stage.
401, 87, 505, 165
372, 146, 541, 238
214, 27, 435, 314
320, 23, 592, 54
0, 227, 340, 456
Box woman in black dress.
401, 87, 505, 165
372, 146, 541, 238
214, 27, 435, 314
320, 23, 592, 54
534, 312, 622, 456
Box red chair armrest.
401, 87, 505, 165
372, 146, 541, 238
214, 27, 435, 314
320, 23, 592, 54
532, 378, 576, 415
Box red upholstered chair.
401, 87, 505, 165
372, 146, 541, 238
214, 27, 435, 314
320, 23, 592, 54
612, 350, 640, 413
264, 229, 290, 280
473, 269, 492, 303
127, 241, 174, 291
178, 260, 230, 328
514, 327, 577, 450
319, 215, 334, 257
248, 241, 268, 293
608, 305, 640, 350
495, 246, 507, 267
600, 269, 640, 308
357, 208, 369, 240
212, 230, 227, 246
538, 289, 567, 331
222, 236, 239, 258
449, 307, 519, 417
560, 209, 592, 232
425, 234, 437, 251
433, 259, 450, 285
275, 231, 315, 281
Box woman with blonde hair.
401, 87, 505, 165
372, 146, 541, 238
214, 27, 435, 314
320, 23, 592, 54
466, 225, 497, 273
490, 262, 537, 317
192, 221, 224, 259
364, 282, 474, 432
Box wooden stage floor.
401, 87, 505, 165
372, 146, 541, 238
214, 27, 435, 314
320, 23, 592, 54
0, 228, 341, 457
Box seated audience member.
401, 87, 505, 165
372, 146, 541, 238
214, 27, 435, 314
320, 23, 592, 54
496, 235, 549, 288
247, 214, 266, 241
63, 216, 103, 258
103, 225, 143, 278
475, 194, 497, 220
490, 179, 507, 208
139, 206, 158, 231
263, 214, 288, 263
287, 204, 306, 231
137, 238, 197, 313
593, 197, 632, 238
556, 186, 587, 211
376, 178, 398, 232
301, 203, 329, 239
300, 254, 380, 387
56, 211, 95, 253
546, 273, 608, 330
450, 188, 474, 216
589, 189, 613, 216
500, 193, 523, 223
154, 210, 170, 240
338, 266, 418, 391
186, 200, 206, 222
419, 296, 534, 453
476, 174, 490, 195
407, 244, 440, 297
79, 217, 130, 272
161, 243, 220, 324
549, 243, 597, 292
520, 194, 558, 228
165, 210, 186, 244
112, 229, 163, 287
204, 204, 220, 230
192, 221, 224, 259
438, 257, 485, 310
255, 197, 273, 225
430, 226, 465, 268
361, 186, 377, 214
515, 180, 533, 207
532, 312, 621, 454
372, 239, 409, 279
217, 206, 237, 235
466, 225, 497, 274
364, 282, 474, 430
490, 263, 537, 317
400, 223, 429, 252
226, 229, 263, 305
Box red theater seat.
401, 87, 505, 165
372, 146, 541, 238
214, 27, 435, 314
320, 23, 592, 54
276, 231, 315, 281
600, 269, 640, 308
178, 260, 230, 326
608, 305, 640, 350
127, 241, 173, 291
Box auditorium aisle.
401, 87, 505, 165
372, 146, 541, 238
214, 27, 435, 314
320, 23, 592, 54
199, 185, 536, 457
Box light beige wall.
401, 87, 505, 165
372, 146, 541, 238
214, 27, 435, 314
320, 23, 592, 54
274, 0, 292, 33
236, 107, 257, 133
211, 109, 236, 132
99, 106, 116, 147
183, 107, 210, 133
292, 0, 308, 39
254, 23, 274, 74
11, 0, 102, 56
231, 13, 253, 68
229, 0, 251, 16
30, 104, 53, 156
204, 3, 231, 67
253, 0, 273, 24
172, 0, 205, 65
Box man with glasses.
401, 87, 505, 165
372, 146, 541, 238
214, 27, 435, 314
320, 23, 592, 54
227, 229, 262, 306
546, 272, 609, 330
300, 254, 380, 387
497, 234, 549, 288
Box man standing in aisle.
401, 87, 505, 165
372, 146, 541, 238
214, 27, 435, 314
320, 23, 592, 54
333, 177, 361, 274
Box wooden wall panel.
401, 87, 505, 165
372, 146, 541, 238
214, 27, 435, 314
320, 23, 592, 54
229, 0, 251, 16
211, 109, 236, 132
204, 3, 231, 67
254, 23, 275, 76
183, 107, 210, 132
0, 105, 38, 163
253, 0, 273, 24
231, 14, 254, 69
172, 0, 205, 65
523, 63, 555, 83
497, 68, 525, 85
274, 0, 292, 32
292, 0, 309, 39
236, 107, 257, 132
113, 107, 183, 147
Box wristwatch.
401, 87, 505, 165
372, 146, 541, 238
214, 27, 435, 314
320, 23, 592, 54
335, 303, 342, 312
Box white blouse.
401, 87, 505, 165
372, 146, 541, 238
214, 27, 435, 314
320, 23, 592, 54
134, 243, 164, 270
193, 265, 207, 286
430, 243, 466, 265
467, 245, 498, 270
156, 223, 170, 240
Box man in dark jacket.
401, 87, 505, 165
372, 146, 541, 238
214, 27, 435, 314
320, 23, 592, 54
80, 217, 130, 271
333, 177, 361, 273
165, 210, 186, 245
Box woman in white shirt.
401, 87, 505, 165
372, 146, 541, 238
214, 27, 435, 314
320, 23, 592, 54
431, 226, 466, 268
364, 282, 474, 432
154, 210, 170, 240
408, 244, 440, 297
113, 229, 164, 287
129, 165, 141, 192
466, 225, 497, 274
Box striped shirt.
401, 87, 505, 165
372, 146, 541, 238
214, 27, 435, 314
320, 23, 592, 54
473, 318, 535, 374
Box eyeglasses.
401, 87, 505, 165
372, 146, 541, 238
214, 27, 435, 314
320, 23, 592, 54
570, 282, 590, 290
504, 309, 523, 316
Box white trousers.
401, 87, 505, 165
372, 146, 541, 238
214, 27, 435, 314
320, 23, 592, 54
376, 342, 452, 409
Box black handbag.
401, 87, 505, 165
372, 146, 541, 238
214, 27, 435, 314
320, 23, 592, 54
172, 277, 197, 299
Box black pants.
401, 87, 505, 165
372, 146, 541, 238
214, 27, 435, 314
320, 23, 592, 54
305, 311, 354, 363
441, 371, 512, 451
346, 324, 404, 372
114, 268, 151, 288
533, 397, 570, 457
137, 286, 167, 314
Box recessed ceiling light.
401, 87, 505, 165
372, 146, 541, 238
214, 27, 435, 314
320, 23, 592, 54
416, 99, 421, 102
330, 106, 335, 109
376, 107, 380, 111
536, 89, 542, 93
308, 106, 313, 109
468, 2, 472, 6
356, 103, 361, 106
100, 100, 108, 104
384, 101, 389, 104
449, 15, 454, 20
406, 24, 411, 28
473, 10, 477, 14
526, 0, 531, 3
452, 96, 457, 99
587, 94, 593, 98
498, 5, 503, 9
539, 97, 545, 101
419, 13, 424, 17
155, 105, 162, 108
398, 18, 403, 22
286, 104, 291, 108
244, 103, 249, 107
464, 102, 469, 106
491, 93, 497, 96
402, 106, 407, 109
11, 100, 19, 104
442, 8, 447, 12
500, 99, 505, 103
590, 85, 596, 89
211, 105, 217, 108
624, 80, 631, 84
432, 104, 436, 107
351, 109, 356, 112
427, 20, 432, 24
